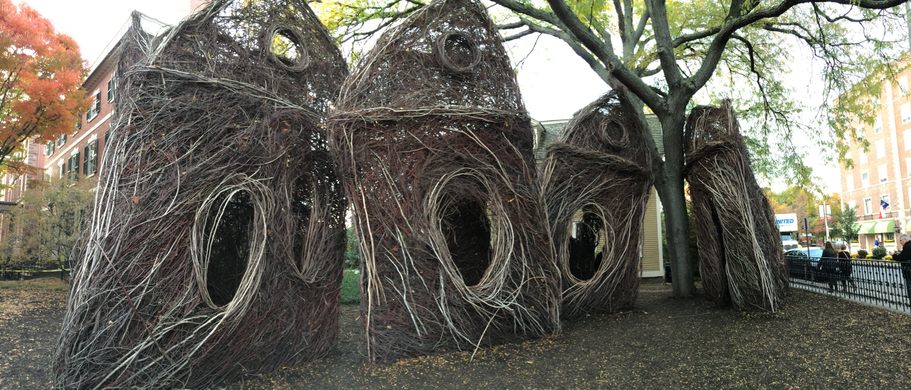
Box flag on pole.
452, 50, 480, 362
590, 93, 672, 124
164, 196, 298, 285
880, 198, 890, 219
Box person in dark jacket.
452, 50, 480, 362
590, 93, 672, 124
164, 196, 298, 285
837, 243, 855, 291
819, 241, 839, 293
892, 234, 911, 307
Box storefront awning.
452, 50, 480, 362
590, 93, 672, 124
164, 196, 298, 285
856, 221, 877, 235
873, 220, 896, 233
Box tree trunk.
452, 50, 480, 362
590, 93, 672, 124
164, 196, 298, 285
655, 112, 695, 298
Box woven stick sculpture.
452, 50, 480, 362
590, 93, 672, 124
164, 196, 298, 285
53, 1, 348, 387
684, 103, 787, 312
540, 92, 655, 319
330, 0, 560, 362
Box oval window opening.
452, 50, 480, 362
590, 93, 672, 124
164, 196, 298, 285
569, 210, 604, 281
436, 32, 481, 73
442, 197, 492, 287
206, 191, 254, 306
269, 27, 308, 70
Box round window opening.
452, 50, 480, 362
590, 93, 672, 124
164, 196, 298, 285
600, 119, 629, 148
441, 197, 493, 286
269, 27, 309, 71
568, 210, 604, 281
206, 191, 255, 306
436, 32, 481, 73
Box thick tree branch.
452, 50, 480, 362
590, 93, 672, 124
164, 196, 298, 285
646, 0, 683, 87
544, 0, 666, 113
689, 0, 907, 93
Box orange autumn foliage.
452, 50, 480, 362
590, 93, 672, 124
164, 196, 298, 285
0, 0, 87, 165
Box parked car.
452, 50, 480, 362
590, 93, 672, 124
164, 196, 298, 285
785, 248, 823, 281
781, 239, 800, 251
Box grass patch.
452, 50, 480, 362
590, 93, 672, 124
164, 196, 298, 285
0, 277, 69, 290
341, 269, 360, 305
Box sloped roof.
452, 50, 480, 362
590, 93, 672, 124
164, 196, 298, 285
532, 114, 664, 160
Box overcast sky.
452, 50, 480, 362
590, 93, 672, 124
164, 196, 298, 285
17, 0, 846, 193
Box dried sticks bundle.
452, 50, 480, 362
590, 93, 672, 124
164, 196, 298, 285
684, 104, 787, 312
53, 0, 348, 387
540, 92, 655, 319
330, 0, 560, 362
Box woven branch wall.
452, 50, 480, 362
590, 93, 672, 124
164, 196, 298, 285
540, 92, 655, 319
330, 0, 560, 361
684, 104, 787, 312
53, 0, 348, 387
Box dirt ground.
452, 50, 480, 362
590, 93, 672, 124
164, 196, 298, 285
2, 279, 911, 389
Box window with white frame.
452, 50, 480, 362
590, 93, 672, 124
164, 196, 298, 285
864, 198, 873, 215
876, 140, 885, 158
107, 78, 116, 102
83, 140, 98, 176
846, 175, 854, 191
902, 103, 911, 123
882, 194, 890, 207
859, 149, 868, 164
879, 164, 888, 183
861, 171, 869, 187
874, 117, 883, 134
86, 90, 101, 122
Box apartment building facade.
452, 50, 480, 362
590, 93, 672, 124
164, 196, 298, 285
43, 53, 117, 183
840, 67, 911, 252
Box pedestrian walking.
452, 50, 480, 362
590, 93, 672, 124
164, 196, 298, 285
892, 234, 911, 307
820, 241, 839, 293
837, 243, 855, 292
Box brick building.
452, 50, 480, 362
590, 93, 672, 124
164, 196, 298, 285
839, 67, 911, 252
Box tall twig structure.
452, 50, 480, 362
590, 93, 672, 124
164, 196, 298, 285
540, 92, 654, 319
53, 1, 348, 387
330, 0, 560, 361
684, 103, 787, 312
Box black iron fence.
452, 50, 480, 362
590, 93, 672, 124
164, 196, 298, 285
786, 254, 911, 314
0, 263, 69, 281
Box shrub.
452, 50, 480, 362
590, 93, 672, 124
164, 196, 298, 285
872, 246, 887, 259
344, 228, 360, 270
857, 249, 868, 259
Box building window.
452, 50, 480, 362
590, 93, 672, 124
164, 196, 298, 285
107, 78, 116, 102
76, 120, 82, 131
45, 142, 55, 156
83, 140, 98, 176
864, 198, 873, 215
902, 103, 911, 123
874, 117, 883, 134
59, 163, 65, 178
881, 194, 890, 208
876, 140, 885, 158
861, 171, 869, 187
68, 152, 80, 180
845, 175, 854, 191
859, 150, 868, 164
86, 91, 102, 122
878, 165, 888, 183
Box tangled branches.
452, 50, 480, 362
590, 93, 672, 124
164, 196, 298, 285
53, 0, 348, 387
684, 103, 787, 312
540, 92, 655, 319
330, 0, 560, 362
